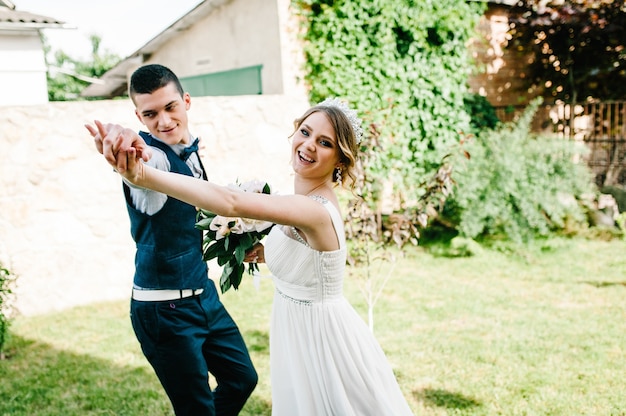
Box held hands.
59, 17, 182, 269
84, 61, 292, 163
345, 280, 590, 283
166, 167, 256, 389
85, 120, 147, 183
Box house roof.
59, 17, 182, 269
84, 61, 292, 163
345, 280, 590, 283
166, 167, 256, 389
0, 1, 70, 30
81, 0, 231, 98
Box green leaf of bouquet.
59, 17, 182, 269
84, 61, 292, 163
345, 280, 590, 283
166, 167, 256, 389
217, 254, 231, 266
239, 233, 254, 248
198, 208, 217, 217
201, 225, 218, 240
231, 261, 244, 290
220, 261, 243, 293
234, 243, 248, 264
204, 241, 225, 261
196, 210, 216, 224
262, 183, 271, 194
195, 218, 214, 229
204, 234, 218, 244
220, 263, 233, 293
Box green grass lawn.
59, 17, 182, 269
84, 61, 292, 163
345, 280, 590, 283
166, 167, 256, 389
1, 236, 625, 415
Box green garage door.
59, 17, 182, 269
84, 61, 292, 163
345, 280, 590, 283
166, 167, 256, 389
180, 65, 263, 96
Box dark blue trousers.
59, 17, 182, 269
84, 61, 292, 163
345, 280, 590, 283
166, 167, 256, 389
130, 282, 257, 416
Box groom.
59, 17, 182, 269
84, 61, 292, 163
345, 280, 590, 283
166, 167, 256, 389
87, 64, 257, 416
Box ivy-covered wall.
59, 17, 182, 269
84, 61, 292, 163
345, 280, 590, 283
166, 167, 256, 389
291, 0, 486, 205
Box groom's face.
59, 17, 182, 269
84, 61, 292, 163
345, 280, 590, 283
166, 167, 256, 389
134, 82, 192, 146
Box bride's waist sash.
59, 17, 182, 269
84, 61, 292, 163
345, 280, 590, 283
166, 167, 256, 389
273, 277, 344, 305
273, 277, 317, 303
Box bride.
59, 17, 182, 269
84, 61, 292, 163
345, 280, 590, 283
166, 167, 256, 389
90, 98, 414, 415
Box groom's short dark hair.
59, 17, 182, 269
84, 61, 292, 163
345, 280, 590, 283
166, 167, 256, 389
129, 64, 184, 101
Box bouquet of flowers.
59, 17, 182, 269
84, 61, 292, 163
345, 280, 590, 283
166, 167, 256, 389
195, 180, 274, 293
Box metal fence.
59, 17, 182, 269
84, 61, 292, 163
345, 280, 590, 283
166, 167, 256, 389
494, 101, 626, 187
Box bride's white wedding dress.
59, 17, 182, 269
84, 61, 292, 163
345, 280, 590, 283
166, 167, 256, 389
264, 196, 414, 415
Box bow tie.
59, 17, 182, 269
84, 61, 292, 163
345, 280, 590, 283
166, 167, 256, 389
180, 138, 199, 161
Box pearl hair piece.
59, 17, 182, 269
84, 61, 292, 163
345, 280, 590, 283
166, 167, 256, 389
318, 98, 364, 144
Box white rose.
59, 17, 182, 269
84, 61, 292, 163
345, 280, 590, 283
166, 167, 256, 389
209, 216, 245, 239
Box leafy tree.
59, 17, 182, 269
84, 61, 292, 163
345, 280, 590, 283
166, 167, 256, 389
43, 33, 122, 101
507, 0, 626, 104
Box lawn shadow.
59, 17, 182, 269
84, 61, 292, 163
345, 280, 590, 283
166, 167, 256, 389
0, 335, 271, 416
414, 387, 482, 411
582, 280, 626, 288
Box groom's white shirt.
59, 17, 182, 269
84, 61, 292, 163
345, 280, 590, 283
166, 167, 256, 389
123, 135, 203, 215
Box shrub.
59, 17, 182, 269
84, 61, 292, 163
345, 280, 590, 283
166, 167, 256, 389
441, 98, 596, 243
0, 263, 17, 358
464, 92, 501, 133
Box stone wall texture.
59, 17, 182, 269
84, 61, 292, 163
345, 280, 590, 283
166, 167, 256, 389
0, 94, 309, 316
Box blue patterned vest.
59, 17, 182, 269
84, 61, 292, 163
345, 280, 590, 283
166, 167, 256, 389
124, 131, 207, 290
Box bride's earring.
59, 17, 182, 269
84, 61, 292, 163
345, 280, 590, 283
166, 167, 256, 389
335, 167, 343, 187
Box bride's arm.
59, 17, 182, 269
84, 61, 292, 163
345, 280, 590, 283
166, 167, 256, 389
113, 146, 338, 250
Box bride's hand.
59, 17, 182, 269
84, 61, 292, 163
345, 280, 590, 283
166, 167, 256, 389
115, 147, 145, 184
244, 242, 265, 264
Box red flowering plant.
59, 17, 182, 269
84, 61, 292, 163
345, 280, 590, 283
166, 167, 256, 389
195, 180, 273, 293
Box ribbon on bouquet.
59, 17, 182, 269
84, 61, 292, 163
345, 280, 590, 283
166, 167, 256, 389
251, 269, 274, 291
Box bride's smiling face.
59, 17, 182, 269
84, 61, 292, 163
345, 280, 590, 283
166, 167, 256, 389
291, 111, 340, 180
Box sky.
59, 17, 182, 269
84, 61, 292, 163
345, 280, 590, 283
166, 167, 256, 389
17, 0, 204, 60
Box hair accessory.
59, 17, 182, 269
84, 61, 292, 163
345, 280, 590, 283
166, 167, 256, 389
318, 98, 364, 144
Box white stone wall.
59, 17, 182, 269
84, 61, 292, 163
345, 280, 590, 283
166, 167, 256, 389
0, 31, 49, 106
0, 94, 309, 316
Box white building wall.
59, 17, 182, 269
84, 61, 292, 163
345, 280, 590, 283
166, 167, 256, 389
0, 31, 48, 106
143, 0, 298, 96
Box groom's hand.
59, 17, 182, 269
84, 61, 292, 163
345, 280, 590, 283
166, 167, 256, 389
86, 120, 152, 172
